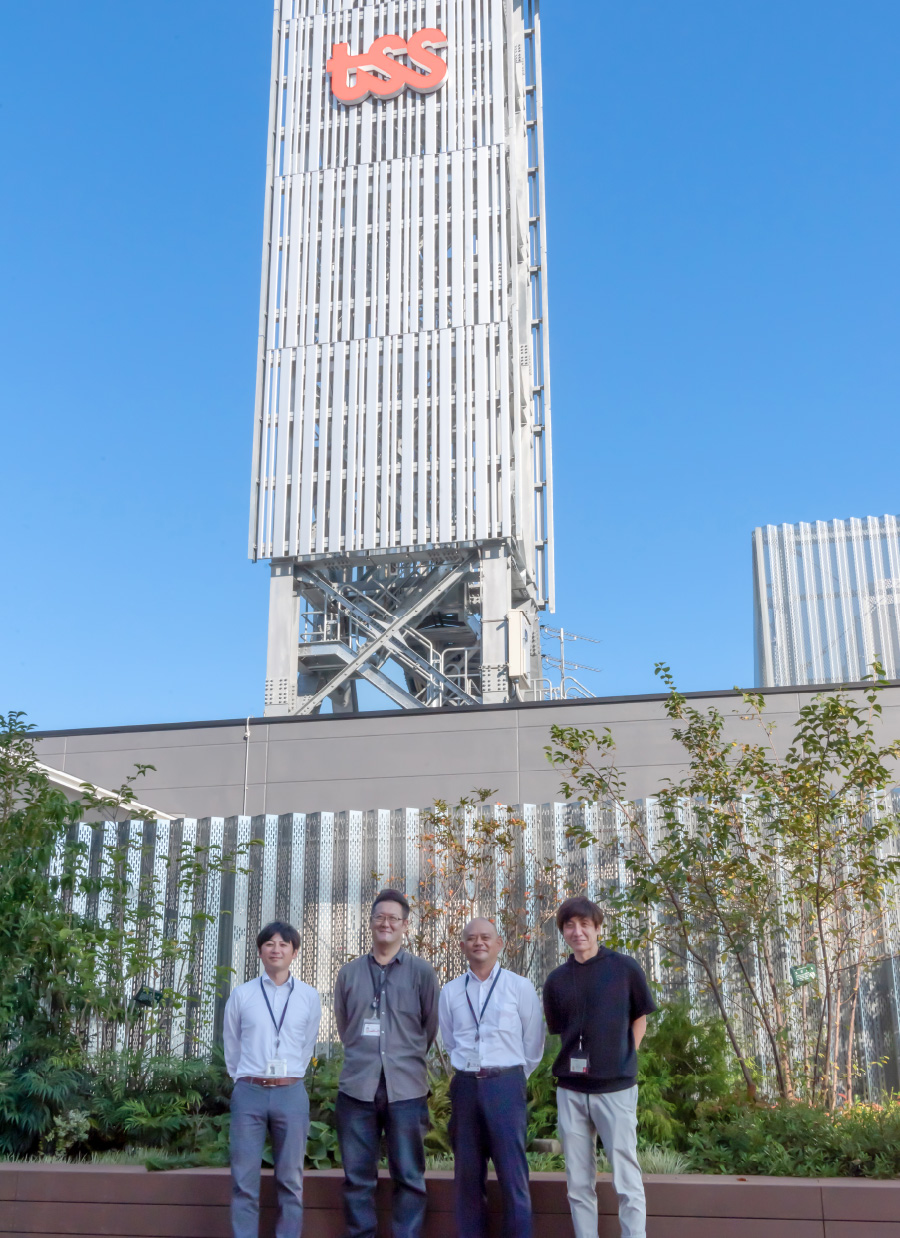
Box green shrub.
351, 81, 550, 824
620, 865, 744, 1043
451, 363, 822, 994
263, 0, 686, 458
526, 1038, 561, 1144
0, 1042, 88, 1158
632, 1145, 692, 1175
141, 1051, 346, 1171
688, 1098, 900, 1179
88, 1049, 232, 1155
425, 1066, 452, 1157
0, 715, 101, 1157
305, 1120, 341, 1169
142, 1115, 231, 1171
306, 1053, 342, 1128
304, 1052, 346, 1167
637, 1002, 740, 1148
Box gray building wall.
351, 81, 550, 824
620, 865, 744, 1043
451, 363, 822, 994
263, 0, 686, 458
33, 682, 900, 818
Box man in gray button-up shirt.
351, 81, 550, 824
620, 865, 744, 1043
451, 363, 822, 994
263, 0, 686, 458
334, 888, 439, 1238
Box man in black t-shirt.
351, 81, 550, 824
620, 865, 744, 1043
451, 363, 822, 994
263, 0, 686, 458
543, 897, 656, 1238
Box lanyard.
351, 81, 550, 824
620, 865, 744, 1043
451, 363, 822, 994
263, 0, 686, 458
369, 958, 390, 1013
571, 958, 590, 1053
465, 968, 502, 1038
260, 976, 294, 1051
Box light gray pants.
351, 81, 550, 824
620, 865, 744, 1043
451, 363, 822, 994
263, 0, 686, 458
230, 1079, 310, 1238
556, 1085, 645, 1238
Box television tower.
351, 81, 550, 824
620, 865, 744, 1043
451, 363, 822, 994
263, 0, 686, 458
249, 0, 553, 715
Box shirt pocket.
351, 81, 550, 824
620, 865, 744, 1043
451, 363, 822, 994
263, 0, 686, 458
388, 990, 422, 1022
494, 997, 520, 1033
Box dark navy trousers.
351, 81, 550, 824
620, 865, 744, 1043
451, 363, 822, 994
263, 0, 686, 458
448, 1068, 532, 1238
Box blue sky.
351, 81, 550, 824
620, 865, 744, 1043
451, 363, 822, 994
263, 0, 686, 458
2, 1, 899, 729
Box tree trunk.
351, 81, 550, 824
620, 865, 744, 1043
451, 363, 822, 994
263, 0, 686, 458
760, 928, 795, 1098
844, 962, 861, 1106
680, 931, 758, 1100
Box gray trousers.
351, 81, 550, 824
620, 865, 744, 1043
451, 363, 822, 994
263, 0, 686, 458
556, 1085, 645, 1238
230, 1079, 311, 1238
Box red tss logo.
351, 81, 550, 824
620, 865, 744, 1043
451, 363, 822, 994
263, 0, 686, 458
326, 28, 448, 104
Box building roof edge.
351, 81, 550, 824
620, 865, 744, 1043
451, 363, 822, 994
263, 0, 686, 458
30, 679, 900, 740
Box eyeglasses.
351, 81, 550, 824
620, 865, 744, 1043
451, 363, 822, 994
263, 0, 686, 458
371, 915, 405, 927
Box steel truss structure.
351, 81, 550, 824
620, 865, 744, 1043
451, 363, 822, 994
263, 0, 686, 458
249, 0, 554, 714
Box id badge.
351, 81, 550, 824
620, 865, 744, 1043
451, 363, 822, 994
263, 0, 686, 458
362, 1018, 381, 1037
464, 1053, 482, 1072
569, 1056, 589, 1075
265, 1058, 288, 1078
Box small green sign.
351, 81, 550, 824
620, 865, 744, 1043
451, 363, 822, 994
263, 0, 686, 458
791, 963, 816, 989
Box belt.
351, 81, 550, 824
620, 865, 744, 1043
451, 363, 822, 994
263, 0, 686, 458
239, 1076, 301, 1088
456, 1065, 524, 1079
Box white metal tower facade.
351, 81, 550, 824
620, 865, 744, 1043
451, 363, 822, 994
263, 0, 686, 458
250, 0, 553, 715
753, 516, 900, 687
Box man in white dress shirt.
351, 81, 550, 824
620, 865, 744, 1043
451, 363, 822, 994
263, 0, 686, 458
438, 917, 545, 1238
224, 921, 321, 1238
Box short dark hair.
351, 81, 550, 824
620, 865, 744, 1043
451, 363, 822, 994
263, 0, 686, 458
257, 921, 301, 951
371, 888, 410, 919
556, 897, 604, 933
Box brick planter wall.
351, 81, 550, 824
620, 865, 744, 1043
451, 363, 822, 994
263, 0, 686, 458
0, 1164, 897, 1238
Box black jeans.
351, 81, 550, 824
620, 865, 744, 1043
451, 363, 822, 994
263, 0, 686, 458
335, 1074, 430, 1238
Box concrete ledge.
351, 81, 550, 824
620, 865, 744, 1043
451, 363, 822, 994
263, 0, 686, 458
1, 1165, 899, 1237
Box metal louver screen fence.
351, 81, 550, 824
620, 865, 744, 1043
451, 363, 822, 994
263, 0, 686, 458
72, 800, 900, 1098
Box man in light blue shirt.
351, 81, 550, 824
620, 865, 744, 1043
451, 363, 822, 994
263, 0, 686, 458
224, 921, 321, 1238
439, 917, 544, 1238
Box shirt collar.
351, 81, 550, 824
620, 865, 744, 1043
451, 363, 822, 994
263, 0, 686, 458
261, 972, 294, 988
466, 960, 501, 984
369, 947, 405, 967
